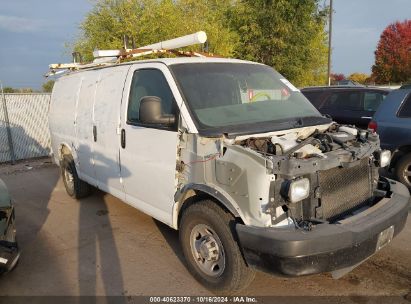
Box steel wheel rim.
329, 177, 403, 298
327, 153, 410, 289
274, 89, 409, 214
189, 224, 225, 277
404, 163, 411, 185
64, 166, 74, 192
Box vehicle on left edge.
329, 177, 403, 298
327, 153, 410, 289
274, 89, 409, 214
0, 178, 19, 273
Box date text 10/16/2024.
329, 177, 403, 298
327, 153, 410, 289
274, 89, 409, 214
149, 297, 258, 303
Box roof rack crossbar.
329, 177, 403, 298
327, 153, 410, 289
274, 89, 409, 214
47, 31, 217, 76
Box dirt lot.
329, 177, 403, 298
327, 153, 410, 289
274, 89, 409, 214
0, 159, 410, 300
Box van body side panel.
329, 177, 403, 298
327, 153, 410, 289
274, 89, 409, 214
49, 75, 83, 164
93, 66, 130, 199
75, 71, 99, 185
119, 63, 179, 226
49, 80, 62, 164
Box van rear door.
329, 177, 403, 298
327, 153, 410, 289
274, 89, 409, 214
93, 66, 130, 199
76, 71, 98, 184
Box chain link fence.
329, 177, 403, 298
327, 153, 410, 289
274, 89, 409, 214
0, 93, 51, 163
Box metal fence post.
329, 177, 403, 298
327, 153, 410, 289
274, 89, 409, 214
0, 81, 16, 164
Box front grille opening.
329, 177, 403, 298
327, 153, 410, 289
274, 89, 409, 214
326, 198, 374, 223
318, 158, 372, 221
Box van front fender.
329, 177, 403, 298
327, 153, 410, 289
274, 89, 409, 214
172, 183, 242, 229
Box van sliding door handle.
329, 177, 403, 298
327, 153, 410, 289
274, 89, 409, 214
121, 129, 126, 149
93, 125, 97, 142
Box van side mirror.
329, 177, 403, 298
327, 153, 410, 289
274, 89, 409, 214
139, 96, 176, 125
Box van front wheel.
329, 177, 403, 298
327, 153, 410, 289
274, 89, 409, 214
179, 200, 255, 293
61, 155, 91, 199
395, 153, 411, 189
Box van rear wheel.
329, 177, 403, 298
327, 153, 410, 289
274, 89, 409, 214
179, 200, 255, 294
61, 155, 91, 199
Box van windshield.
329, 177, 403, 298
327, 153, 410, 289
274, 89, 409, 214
171, 63, 329, 136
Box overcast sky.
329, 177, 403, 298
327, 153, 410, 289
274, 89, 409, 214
332, 0, 410, 76
0, 0, 410, 89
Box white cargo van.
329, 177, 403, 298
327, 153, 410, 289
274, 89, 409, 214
49, 57, 410, 293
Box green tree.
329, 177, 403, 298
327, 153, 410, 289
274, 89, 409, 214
71, 0, 328, 87
2, 87, 16, 93
229, 0, 329, 87
2, 87, 36, 93
42, 80, 55, 93
18, 88, 34, 93
73, 0, 237, 61
348, 73, 369, 85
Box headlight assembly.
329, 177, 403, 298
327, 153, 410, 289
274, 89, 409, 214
286, 178, 310, 203
379, 150, 391, 168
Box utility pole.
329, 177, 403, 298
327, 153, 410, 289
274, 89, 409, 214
327, 0, 333, 86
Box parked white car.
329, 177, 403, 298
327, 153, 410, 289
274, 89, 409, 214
49, 57, 410, 293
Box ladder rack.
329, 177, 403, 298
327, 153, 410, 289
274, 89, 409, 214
46, 31, 219, 77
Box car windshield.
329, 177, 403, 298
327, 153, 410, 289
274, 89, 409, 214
171, 63, 328, 135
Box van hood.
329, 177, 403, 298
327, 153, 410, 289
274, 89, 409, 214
197, 116, 332, 138
227, 123, 332, 142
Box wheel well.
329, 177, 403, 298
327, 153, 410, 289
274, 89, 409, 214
391, 146, 411, 168
59, 144, 72, 160
177, 190, 243, 229
398, 145, 411, 154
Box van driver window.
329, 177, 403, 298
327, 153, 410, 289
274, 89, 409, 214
127, 69, 175, 123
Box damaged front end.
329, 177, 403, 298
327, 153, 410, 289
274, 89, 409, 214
176, 122, 409, 277
237, 123, 387, 228
228, 124, 409, 277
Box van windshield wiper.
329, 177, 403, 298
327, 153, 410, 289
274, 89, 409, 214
294, 116, 332, 128
223, 120, 297, 138
294, 118, 304, 127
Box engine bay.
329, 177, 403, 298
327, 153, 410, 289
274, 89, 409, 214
236, 123, 378, 161
231, 123, 385, 227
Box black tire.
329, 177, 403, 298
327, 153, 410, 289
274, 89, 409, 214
7, 256, 19, 273
395, 153, 411, 189
179, 200, 255, 294
61, 155, 91, 199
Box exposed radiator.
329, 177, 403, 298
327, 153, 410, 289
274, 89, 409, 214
318, 158, 372, 220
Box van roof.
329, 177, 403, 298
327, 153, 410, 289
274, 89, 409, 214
134, 57, 259, 65
57, 57, 261, 77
